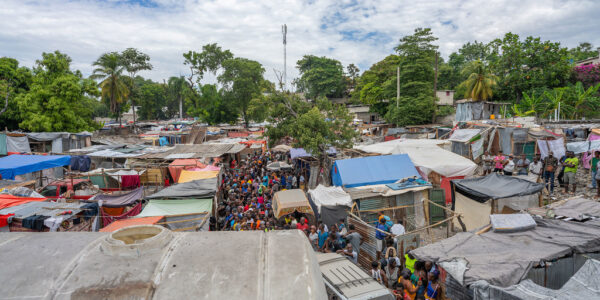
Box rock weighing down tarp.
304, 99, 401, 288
411, 218, 600, 288
0, 155, 71, 180
146, 177, 217, 199
137, 199, 213, 217
331, 154, 419, 188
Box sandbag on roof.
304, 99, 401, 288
146, 177, 217, 199
452, 173, 544, 202
0, 155, 71, 180
411, 218, 600, 287
90, 187, 144, 208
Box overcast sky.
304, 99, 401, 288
2, 0, 599, 87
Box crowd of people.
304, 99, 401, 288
480, 150, 600, 196
215, 151, 309, 231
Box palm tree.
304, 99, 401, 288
459, 60, 498, 101
91, 52, 129, 126
167, 76, 188, 119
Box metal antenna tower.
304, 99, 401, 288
282, 24, 287, 91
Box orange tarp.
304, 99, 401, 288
168, 159, 206, 182
0, 195, 46, 210
99, 216, 164, 232
178, 170, 219, 183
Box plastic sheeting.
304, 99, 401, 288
0, 195, 46, 210
91, 187, 144, 208
99, 216, 163, 232
146, 177, 217, 199
537, 138, 566, 159
481, 259, 600, 300
355, 139, 476, 178
6, 136, 31, 153
307, 185, 352, 213
290, 147, 336, 159
567, 140, 600, 154
0, 134, 6, 156
0, 155, 71, 180
552, 197, 600, 220
105, 170, 146, 183
137, 199, 213, 217
449, 129, 480, 143
168, 159, 205, 182
498, 128, 515, 155
411, 218, 600, 287
452, 173, 544, 202
273, 189, 314, 218
177, 170, 218, 183
331, 154, 419, 188
25, 132, 69, 141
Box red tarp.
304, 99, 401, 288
441, 176, 464, 204
168, 159, 205, 182
0, 195, 46, 210
100, 202, 143, 228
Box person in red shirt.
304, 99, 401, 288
296, 217, 309, 232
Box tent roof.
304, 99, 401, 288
452, 173, 544, 202
0, 195, 46, 210
308, 185, 352, 212
89, 187, 143, 208
99, 216, 164, 232
332, 154, 419, 188
146, 178, 217, 199
0, 155, 71, 180
177, 170, 218, 183
273, 189, 313, 218
290, 147, 336, 159
411, 218, 600, 287
355, 139, 476, 177
137, 199, 213, 217
448, 129, 481, 143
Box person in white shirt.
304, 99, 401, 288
390, 219, 405, 249
337, 243, 358, 264
503, 155, 515, 176
528, 155, 543, 179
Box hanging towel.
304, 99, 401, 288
121, 175, 141, 188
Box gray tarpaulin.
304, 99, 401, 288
319, 205, 349, 228
6, 136, 30, 153
471, 102, 484, 120
552, 197, 600, 220
26, 132, 70, 141
452, 173, 544, 202
512, 128, 529, 143
411, 218, 600, 287
479, 259, 600, 300
567, 140, 600, 154
90, 186, 144, 208
146, 177, 217, 199
498, 128, 515, 154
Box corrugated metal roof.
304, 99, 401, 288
226, 143, 247, 154
138, 144, 241, 159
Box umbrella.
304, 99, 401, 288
267, 161, 292, 171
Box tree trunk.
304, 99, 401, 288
132, 99, 136, 130
179, 95, 183, 119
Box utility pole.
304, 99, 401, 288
432, 52, 439, 123
396, 66, 400, 107
282, 24, 287, 91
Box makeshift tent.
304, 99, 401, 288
273, 189, 315, 219
90, 187, 143, 207
290, 147, 336, 159
6, 135, 31, 153
448, 129, 481, 142
168, 159, 205, 182
137, 199, 213, 217
177, 170, 218, 183
188, 166, 220, 172
355, 139, 476, 178
451, 173, 544, 231
0, 155, 71, 180
542, 197, 600, 220
99, 216, 164, 232
0, 195, 46, 210
480, 259, 600, 300
331, 154, 419, 188
411, 218, 600, 288
146, 177, 217, 199
307, 185, 352, 213
26, 132, 70, 153
537, 137, 566, 159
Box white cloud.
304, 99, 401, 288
1, 0, 599, 86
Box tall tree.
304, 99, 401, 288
166, 76, 188, 119
345, 63, 360, 95
459, 60, 498, 101
569, 42, 597, 62
218, 57, 265, 127
183, 43, 233, 87
17, 51, 100, 132
121, 48, 152, 126
354, 54, 402, 116
0, 57, 32, 129
295, 55, 345, 99
91, 52, 129, 126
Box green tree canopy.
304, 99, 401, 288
17, 51, 100, 132
91, 52, 129, 125
459, 60, 498, 101
0, 57, 32, 130
295, 55, 345, 99
183, 43, 233, 86
218, 57, 265, 127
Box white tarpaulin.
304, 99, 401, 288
567, 140, 600, 154
449, 129, 481, 143
6, 136, 31, 153
308, 185, 352, 213
537, 138, 565, 159
105, 170, 146, 182
355, 139, 477, 177
471, 138, 484, 159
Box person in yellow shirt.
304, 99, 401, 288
563, 151, 579, 194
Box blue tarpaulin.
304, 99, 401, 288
331, 154, 419, 188
0, 155, 71, 180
